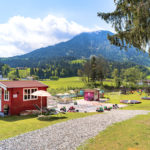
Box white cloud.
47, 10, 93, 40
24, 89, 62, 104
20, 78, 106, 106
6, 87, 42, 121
0, 14, 104, 57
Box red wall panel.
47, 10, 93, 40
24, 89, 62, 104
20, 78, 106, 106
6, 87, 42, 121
2, 87, 48, 115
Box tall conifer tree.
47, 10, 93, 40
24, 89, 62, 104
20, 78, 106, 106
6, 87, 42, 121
98, 0, 150, 53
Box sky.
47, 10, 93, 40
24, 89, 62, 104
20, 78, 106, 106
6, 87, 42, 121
0, 0, 115, 57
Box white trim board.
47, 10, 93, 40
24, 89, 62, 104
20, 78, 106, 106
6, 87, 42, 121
0, 82, 7, 90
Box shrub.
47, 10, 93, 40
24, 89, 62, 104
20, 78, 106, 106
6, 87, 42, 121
37, 115, 52, 121
50, 76, 59, 80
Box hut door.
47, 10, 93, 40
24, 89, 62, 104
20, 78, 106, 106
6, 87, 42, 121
94, 92, 98, 101
0, 88, 1, 111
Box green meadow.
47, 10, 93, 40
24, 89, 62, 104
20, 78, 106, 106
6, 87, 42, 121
105, 92, 150, 110
41, 77, 116, 95
8, 68, 30, 79
42, 77, 85, 95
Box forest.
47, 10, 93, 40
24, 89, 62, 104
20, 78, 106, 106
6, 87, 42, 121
1, 56, 150, 88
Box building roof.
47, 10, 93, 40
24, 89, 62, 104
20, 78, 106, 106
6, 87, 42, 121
0, 80, 48, 89
84, 89, 99, 92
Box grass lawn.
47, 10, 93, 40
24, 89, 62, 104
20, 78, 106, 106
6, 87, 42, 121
41, 77, 115, 95
42, 77, 85, 95
0, 112, 97, 141
103, 79, 115, 86
146, 75, 150, 79
78, 113, 150, 150
105, 91, 150, 110
78, 92, 150, 150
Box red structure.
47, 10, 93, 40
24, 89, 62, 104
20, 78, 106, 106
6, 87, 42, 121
84, 89, 100, 101
0, 80, 48, 115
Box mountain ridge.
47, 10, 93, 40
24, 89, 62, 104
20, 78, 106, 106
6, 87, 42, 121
1, 30, 150, 67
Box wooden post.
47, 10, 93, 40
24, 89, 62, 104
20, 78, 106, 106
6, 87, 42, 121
41, 96, 42, 115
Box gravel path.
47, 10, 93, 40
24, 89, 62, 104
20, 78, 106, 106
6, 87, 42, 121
0, 110, 149, 150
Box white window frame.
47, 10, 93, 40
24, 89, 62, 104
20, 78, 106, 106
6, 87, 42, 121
23, 88, 38, 101
4, 90, 9, 101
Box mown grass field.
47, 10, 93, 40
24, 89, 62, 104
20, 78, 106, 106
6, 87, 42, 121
42, 77, 85, 95
41, 77, 115, 95
78, 113, 150, 150
103, 79, 115, 86
146, 75, 150, 79
0, 112, 97, 141
105, 92, 150, 110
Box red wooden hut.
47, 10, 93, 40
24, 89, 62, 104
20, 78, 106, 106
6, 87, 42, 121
84, 89, 100, 101
0, 80, 48, 115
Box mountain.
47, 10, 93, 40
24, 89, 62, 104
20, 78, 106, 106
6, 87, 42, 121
1, 30, 150, 67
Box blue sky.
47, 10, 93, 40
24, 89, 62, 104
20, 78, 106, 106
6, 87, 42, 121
0, 0, 115, 57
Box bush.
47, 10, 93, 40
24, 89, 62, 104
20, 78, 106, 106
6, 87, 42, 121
50, 76, 59, 80
37, 115, 52, 121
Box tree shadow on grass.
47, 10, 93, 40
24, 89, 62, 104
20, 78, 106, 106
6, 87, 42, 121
38, 116, 67, 121
0, 114, 68, 122
0, 115, 37, 122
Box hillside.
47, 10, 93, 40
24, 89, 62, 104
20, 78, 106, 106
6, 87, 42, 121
1, 30, 150, 67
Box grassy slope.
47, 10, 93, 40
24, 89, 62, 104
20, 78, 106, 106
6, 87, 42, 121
0, 112, 97, 141
78, 113, 150, 150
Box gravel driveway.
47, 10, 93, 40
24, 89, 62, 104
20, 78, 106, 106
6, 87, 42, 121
0, 110, 149, 150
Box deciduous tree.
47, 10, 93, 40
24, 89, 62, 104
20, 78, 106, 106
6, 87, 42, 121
112, 68, 121, 87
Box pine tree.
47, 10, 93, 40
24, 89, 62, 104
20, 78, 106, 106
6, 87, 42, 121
15, 69, 20, 78
96, 57, 108, 86
98, 0, 150, 53
30, 67, 35, 75
90, 56, 97, 83
112, 69, 121, 88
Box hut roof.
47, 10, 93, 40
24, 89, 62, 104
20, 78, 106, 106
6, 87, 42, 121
0, 80, 48, 89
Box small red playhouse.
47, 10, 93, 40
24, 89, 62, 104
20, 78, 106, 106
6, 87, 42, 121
84, 89, 100, 101
0, 80, 48, 115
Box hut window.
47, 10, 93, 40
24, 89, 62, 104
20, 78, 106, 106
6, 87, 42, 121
23, 88, 37, 100
4, 90, 9, 101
